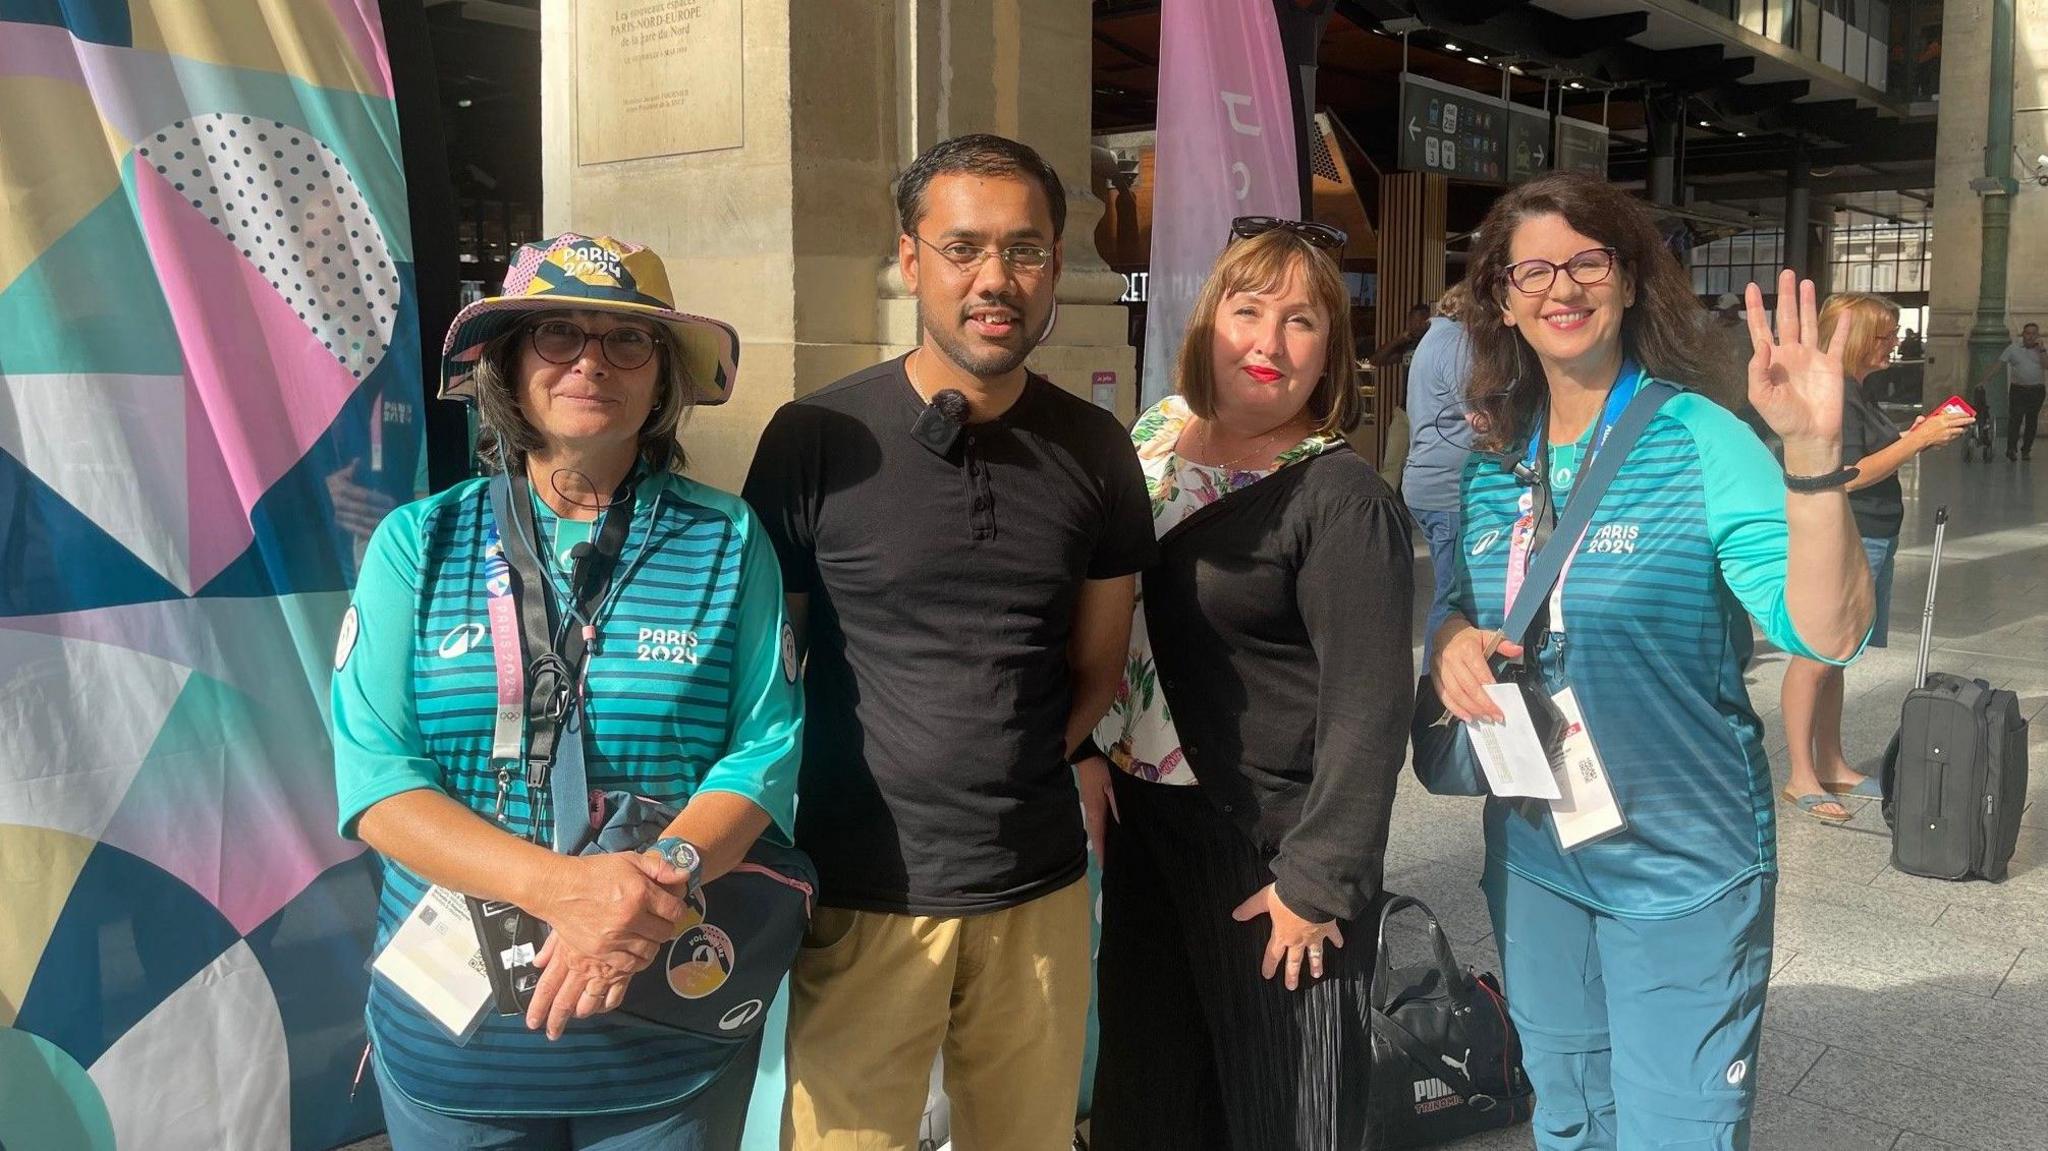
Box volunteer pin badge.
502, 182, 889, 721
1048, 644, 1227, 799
334, 606, 360, 670
780, 622, 799, 683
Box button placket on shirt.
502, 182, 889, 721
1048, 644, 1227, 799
965, 432, 996, 540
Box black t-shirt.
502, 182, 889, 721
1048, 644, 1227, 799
742, 357, 1155, 914
1840, 376, 1903, 539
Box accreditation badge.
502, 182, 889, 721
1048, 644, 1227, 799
1546, 687, 1626, 851
370, 885, 493, 1043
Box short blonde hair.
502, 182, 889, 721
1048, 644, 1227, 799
1174, 230, 1359, 438
1818, 293, 1900, 376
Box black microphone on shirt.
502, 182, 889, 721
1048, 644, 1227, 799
1495, 452, 1541, 487
912, 388, 971, 458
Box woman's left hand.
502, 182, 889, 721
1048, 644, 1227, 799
525, 932, 633, 1040
1232, 883, 1344, 990
1745, 269, 1844, 457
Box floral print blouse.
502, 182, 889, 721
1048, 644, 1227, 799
1092, 396, 1340, 785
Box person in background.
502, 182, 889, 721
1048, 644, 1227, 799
333, 234, 801, 1149
1898, 328, 1924, 360
1779, 294, 1971, 823
744, 133, 1153, 1151
1432, 173, 1872, 1150
1083, 219, 1413, 1151
1404, 281, 1475, 659
1369, 302, 1433, 368
1986, 322, 2047, 460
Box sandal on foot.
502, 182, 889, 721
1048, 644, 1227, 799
1781, 788, 1852, 824
1820, 776, 1883, 798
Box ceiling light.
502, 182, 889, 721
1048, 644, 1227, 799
1443, 41, 1461, 51
1567, 81, 1585, 90
457, 97, 474, 109
1737, 130, 1747, 137
1508, 64, 1525, 75
1467, 56, 1487, 65
1698, 120, 1711, 127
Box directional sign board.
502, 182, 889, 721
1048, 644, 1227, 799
1554, 114, 1611, 177
1505, 102, 1552, 184
1397, 73, 1506, 183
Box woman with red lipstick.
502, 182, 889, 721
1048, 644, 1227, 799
1423, 174, 1872, 1150
1080, 221, 1414, 1150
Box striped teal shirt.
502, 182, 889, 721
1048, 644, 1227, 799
331, 470, 801, 1115
1445, 389, 1859, 918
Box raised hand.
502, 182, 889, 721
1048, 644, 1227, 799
1745, 270, 1844, 451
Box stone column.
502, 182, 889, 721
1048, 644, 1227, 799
542, 0, 1137, 492
1928, 0, 2048, 406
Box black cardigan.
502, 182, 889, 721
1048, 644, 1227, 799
1138, 447, 1414, 923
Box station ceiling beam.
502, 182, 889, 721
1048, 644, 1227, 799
1692, 166, 1936, 198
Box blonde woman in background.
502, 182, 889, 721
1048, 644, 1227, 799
1778, 293, 1973, 822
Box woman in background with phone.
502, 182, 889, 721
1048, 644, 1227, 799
1779, 292, 1973, 823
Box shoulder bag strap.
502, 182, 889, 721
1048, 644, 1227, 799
1499, 381, 1678, 643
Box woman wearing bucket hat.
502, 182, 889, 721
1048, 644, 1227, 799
330, 233, 802, 1149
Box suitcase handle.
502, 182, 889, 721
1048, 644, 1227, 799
1915, 505, 1947, 690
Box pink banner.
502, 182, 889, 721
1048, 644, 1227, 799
1140, 0, 1302, 406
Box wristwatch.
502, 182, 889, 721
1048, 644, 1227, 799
1784, 465, 1859, 492
648, 836, 704, 900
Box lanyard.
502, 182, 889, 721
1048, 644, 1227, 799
1503, 361, 1646, 638
483, 468, 638, 848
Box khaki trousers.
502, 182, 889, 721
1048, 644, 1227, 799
783, 878, 1091, 1151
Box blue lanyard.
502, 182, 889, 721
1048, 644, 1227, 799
1524, 359, 1650, 477
1505, 360, 1650, 639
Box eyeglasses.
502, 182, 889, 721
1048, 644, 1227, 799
911, 233, 1054, 273
1504, 247, 1619, 295
529, 319, 660, 370
1229, 216, 1349, 253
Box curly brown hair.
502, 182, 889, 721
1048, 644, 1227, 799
1457, 173, 1708, 451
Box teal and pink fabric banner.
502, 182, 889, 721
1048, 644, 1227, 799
1139, 0, 1302, 407
0, 2, 419, 1147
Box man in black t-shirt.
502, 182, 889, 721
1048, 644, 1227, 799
743, 134, 1153, 1151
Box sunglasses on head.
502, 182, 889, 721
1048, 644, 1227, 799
1229, 216, 1348, 253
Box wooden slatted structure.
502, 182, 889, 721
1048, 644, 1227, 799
1367, 172, 1447, 469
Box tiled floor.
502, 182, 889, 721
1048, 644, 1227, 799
1428, 444, 2048, 1151
343, 445, 2048, 1151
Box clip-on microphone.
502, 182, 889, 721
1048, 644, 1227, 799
1498, 452, 1541, 487
911, 388, 971, 458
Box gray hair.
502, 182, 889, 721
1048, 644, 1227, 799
472, 312, 692, 474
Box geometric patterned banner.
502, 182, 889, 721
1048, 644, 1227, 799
0, 3, 419, 1146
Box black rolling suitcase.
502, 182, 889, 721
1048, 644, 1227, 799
1880, 506, 2029, 880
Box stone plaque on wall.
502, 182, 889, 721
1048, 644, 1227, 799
576, 0, 742, 165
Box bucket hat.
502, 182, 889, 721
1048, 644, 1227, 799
440, 233, 738, 405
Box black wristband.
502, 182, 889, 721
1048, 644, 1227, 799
1069, 736, 1105, 766
1784, 465, 1858, 492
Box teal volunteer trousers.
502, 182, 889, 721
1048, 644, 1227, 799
1483, 867, 1774, 1150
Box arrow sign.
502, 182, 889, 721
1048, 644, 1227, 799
1409, 117, 1420, 141
1534, 146, 1545, 165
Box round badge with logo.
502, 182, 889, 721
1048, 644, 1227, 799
780, 622, 799, 684
334, 606, 360, 671
666, 924, 735, 1000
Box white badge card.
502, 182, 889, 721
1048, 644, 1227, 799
1465, 684, 1564, 800
1547, 686, 1626, 851
371, 885, 494, 1044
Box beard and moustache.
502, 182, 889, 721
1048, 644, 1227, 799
920, 291, 1057, 378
